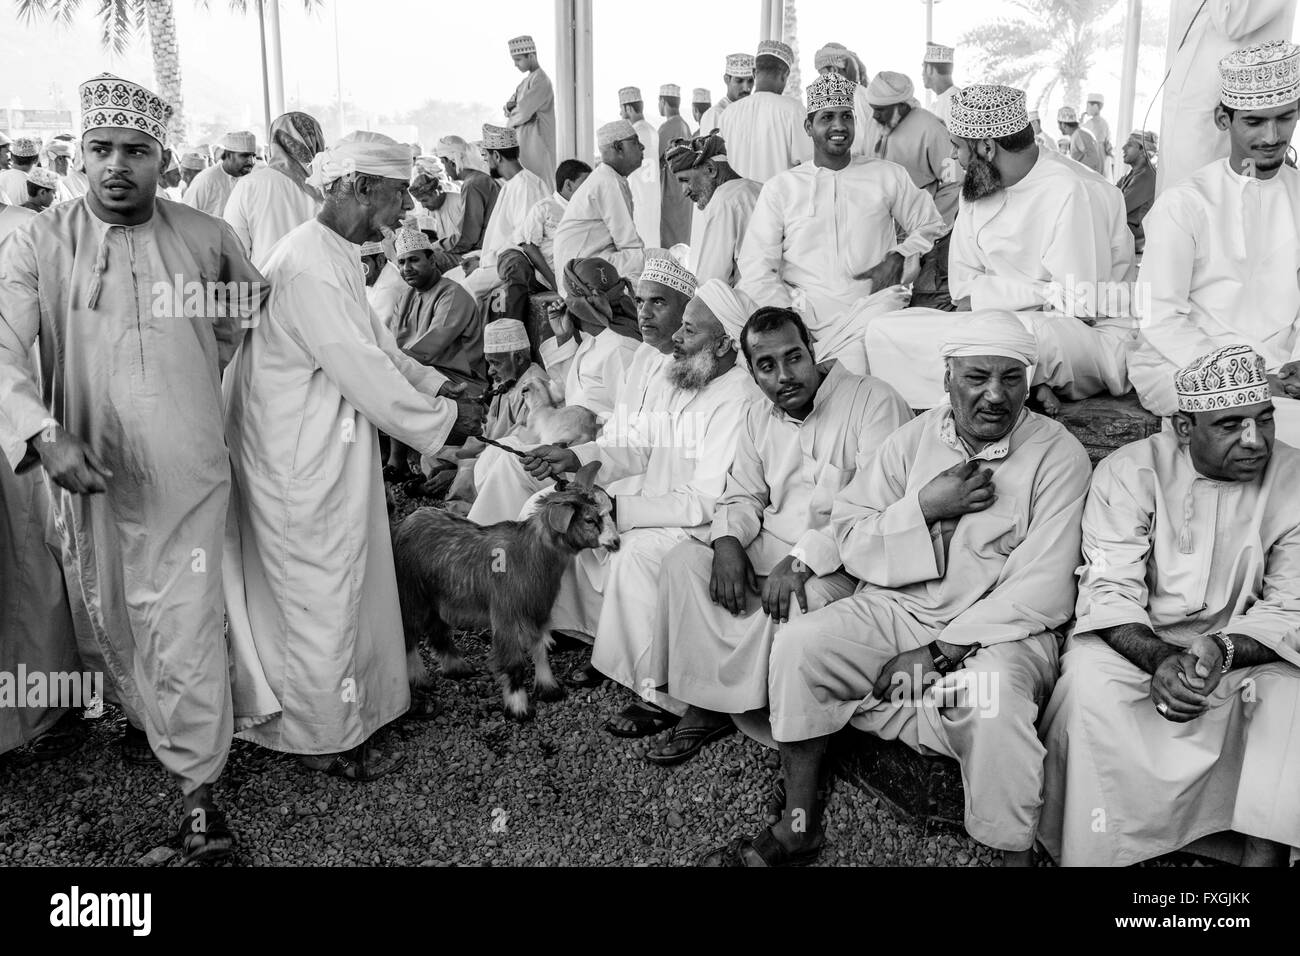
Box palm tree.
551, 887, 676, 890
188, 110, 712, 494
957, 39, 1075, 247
782, 0, 803, 101
15, 0, 320, 143
960, 0, 1123, 112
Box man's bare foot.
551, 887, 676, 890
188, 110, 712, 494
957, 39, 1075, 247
646, 707, 733, 765
179, 784, 233, 863
1033, 384, 1062, 417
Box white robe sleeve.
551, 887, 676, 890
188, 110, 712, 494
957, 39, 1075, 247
694, 192, 743, 285
603, 177, 648, 279
223, 179, 254, 258
832, 431, 941, 587
509, 71, 552, 128
736, 181, 794, 309
940, 440, 1091, 647
709, 411, 770, 548
606, 392, 749, 532
279, 273, 457, 455
1073, 452, 1159, 634
1134, 191, 1220, 371
0, 227, 50, 469
885, 165, 945, 260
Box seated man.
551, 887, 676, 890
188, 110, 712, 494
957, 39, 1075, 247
389, 227, 486, 391
457, 124, 550, 323
518, 159, 593, 294
432, 135, 500, 263
865, 84, 1133, 412
436, 319, 551, 504
522, 281, 756, 736
467, 257, 686, 525
362, 238, 404, 323
553, 121, 647, 296
667, 132, 762, 286
1040, 345, 1300, 868
650, 307, 912, 765
737, 73, 944, 375
700, 312, 1092, 867
1129, 40, 1300, 446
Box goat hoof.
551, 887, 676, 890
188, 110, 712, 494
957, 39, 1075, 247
503, 689, 535, 722
535, 682, 567, 703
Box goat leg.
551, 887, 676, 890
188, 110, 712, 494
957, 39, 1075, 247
427, 614, 475, 680
531, 630, 566, 703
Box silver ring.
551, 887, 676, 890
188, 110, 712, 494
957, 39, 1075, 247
1157, 701, 1169, 715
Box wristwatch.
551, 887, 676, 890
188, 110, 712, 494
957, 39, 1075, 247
929, 641, 981, 676
1210, 632, 1235, 674
790, 556, 808, 575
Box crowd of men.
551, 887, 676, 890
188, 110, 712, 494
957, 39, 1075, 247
1, 29, 1298, 870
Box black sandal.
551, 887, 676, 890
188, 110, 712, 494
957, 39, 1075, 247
603, 701, 680, 739
645, 721, 735, 766
300, 743, 405, 782
27, 711, 87, 761
697, 827, 824, 868
121, 723, 155, 766
177, 807, 233, 864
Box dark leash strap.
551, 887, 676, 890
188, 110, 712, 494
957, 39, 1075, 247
477, 435, 575, 491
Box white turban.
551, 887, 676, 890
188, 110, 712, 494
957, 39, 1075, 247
307, 139, 413, 189
484, 319, 531, 354
865, 71, 916, 108
940, 310, 1038, 367
693, 280, 754, 347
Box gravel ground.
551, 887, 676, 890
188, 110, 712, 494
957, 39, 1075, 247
0, 487, 1188, 868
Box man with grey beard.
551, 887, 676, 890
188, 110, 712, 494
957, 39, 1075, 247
522, 279, 756, 739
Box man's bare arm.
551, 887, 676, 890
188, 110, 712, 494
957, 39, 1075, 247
1099, 622, 1181, 676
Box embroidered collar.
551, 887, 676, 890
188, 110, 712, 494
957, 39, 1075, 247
936, 405, 1027, 462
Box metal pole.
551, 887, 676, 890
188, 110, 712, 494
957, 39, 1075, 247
1117, 0, 1142, 140
554, 0, 576, 160
333, 0, 346, 138
760, 0, 773, 42
256, 0, 272, 137
926, 0, 934, 42
266, 0, 285, 118
575, 0, 594, 160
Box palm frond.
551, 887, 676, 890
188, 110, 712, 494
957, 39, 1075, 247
94, 0, 144, 56
15, 0, 89, 28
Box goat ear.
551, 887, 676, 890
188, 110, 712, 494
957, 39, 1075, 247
546, 500, 578, 535
573, 461, 602, 491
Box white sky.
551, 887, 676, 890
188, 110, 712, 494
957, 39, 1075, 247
0, 0, 1216, 144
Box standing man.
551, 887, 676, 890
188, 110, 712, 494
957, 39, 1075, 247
389, 226, 487, 392
1057, 107, 1105, 174
0, 130, 10, 172
667, 132, 762, 286
738, 73, 944, 374
223, 112, 325, 269
553, 121, 647, 295
720, 41, 812, 185
1029, 110, 1058, 152
658, 84, 694, 248
505, 34, 556, 184
620, 86, 661, 247
1130, 40, 1300, 442
0, 137, 40, 206
1042, 346, 1300, 867
1116, 130, 1158, 256
21, 168, 59, 213
921, 43, 960, 129
179, 150, 206, 196
699, 54, 755, 136
691, 88, 713, 134
0, 73, 268, 862
224, 138, 480, 780
459, 123, 549, 318
1083, 93, 1114, 178
183, 130, 257, 216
